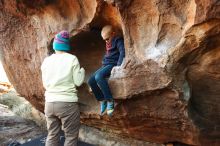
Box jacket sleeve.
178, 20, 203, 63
117, 38, 125, 66
72, 57, 85, 87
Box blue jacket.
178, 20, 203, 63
102, 36, 125, 66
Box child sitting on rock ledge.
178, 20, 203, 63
88, 25, 125, 116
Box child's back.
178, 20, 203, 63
41, 30, 85, 146
41, 52, 85, 102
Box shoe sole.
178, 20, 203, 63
107, 109, 114, 116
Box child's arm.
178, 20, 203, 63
117, 38, 125, 66
72, 57, 85, 87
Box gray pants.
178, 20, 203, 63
45, 102, 80, 146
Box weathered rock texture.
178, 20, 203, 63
0, 0, 220, 145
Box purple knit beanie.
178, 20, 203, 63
53, 30, 71, 51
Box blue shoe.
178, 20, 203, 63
100, 100, 107, 115
107, 100, 114, 116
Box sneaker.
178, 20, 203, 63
107, 100, 114, 116
100, 100, 107, 115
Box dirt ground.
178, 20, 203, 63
0, 104, 46, 146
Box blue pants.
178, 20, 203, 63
88, 65, 114, 101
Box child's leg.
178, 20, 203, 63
88, 74, 107, 115
88, 68, 105, 101
94, 65, 114, 100
45, 102, 61, 146
57, 102, 80, 146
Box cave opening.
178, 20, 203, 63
45, 0, 124, 108
46, 27, 126, 112
69, 29, 105, 81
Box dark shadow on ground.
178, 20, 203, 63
21, 133, 94, 146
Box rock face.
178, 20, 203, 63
0, 0, 219, 145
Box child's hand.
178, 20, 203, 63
88, 87, 93, 94
111, 66, 121, 76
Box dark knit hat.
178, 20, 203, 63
53, 30, 71, 51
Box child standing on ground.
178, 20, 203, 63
41, 30, 85, 146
